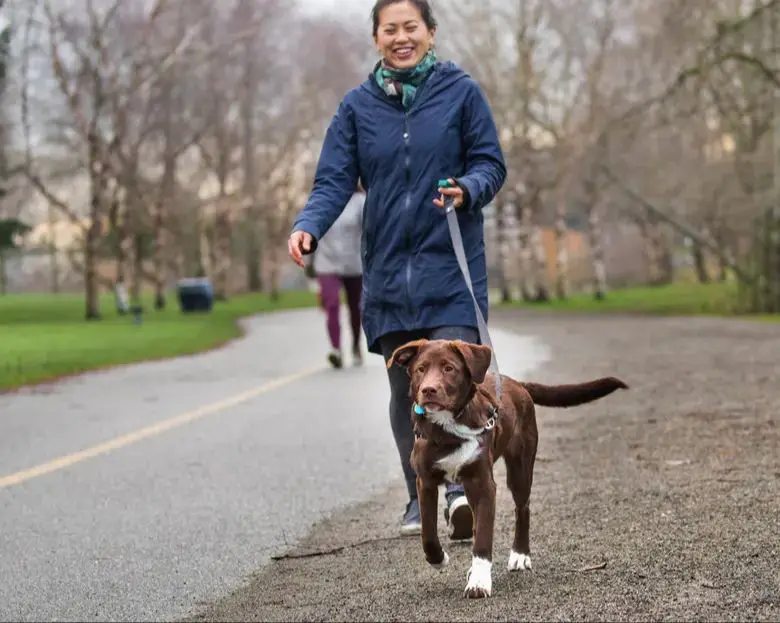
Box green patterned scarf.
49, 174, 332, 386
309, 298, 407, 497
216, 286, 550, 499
374, 49, 437, 110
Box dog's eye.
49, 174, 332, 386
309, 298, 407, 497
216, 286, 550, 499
416, 364, 426, 374
443, 364, 454, 373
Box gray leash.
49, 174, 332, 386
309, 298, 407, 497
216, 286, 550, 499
440, 180, 502, 401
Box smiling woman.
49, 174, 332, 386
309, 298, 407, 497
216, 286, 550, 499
287, 0, 507, 538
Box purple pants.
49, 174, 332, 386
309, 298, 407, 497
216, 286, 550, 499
317, 274, 362, 351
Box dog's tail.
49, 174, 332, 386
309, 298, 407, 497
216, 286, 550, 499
522, 377, 628, 408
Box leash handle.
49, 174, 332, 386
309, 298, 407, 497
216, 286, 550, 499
438, 179, 458, 215
438, 179, 502, 400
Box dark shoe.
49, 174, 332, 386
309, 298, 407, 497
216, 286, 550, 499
444, 491, 473, 541
352, 345, 363, 366
400, 498, 422, 536
327, 350, 343, 369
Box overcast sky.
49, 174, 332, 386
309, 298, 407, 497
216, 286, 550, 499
302, 0, 366, 14
307, 0, 365, 8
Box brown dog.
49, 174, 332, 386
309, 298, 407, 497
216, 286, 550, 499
388, 338, 628, 599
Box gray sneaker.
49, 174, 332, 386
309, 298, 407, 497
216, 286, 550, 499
400, 498, 422, 536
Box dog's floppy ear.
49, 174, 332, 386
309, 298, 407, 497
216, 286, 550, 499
387, 339, 429, 370
450, 340, 493, 385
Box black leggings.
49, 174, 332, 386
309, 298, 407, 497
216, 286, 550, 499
379, 325, 480, 501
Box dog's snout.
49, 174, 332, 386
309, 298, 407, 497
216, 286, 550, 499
421, 385, 438, 397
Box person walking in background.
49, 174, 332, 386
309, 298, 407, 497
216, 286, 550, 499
287, 0, 506, 538
308, 183, 365, 369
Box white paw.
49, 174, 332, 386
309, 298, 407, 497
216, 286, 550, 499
463, 557, 492, 598
507, 550, 532, 571
431, 551, 449, 570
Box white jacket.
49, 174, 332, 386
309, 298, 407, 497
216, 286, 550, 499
313, 192, 364, 276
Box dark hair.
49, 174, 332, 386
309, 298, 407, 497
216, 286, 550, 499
371, 0, 437, 37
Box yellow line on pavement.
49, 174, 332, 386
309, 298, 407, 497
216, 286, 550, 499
0, 365, 326, 490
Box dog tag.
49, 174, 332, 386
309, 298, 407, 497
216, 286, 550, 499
413, 404, 425, 416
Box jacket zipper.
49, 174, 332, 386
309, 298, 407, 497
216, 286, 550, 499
371, 67, 437, 319
403, 113, 413, 316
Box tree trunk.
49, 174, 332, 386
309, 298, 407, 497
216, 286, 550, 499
212, 197, 232, 301
130, 232, 143, 304
582, 169, 607, 300
761, 208, 780, 313
152, 76, 180, 311
553, 189, 569, 300
245, 218, 263, 292
586, 204, 607, 300
710, 228, 730, 282
495, 197, 511, 303
690, 239, 710, 284
116, 231, 131, 284
269, 248, 281, 301
212, 209, 231, 301
47, 204, 60, 294
49, 238, 60, 294
84, 219, 101, 319
717, 254, 729, 282
241, 23, 261, 295
639, 217, 664, 285
109, 193, 131, 284
529, 223, 550, 301
198, 211, 213, 280
652, 222, 674, 285
516, 202, 535, 301
84, 131, 103, 320
152, 203, 167, 310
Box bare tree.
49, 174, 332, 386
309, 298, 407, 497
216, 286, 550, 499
17, 0, 211, 314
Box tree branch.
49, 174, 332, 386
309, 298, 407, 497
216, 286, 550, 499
600, 163, 753, 284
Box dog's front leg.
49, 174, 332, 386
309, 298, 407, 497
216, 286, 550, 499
461, 470, 496, 598
416, 476, 448, 568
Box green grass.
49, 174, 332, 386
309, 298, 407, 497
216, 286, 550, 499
0, 290, 317, 391
504, 280, 780, 321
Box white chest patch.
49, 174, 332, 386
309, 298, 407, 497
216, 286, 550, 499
435, 438, 482, 483
425, 409, 485, 483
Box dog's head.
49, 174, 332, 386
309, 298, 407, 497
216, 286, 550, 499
387, 339, 493, 413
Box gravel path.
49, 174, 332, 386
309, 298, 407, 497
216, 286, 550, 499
190, 310, 780, 622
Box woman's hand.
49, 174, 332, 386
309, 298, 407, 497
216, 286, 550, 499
433, 178, 465, 210
288, 230, 314, 268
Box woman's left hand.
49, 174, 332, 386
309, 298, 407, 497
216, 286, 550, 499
433, 178, 464, 210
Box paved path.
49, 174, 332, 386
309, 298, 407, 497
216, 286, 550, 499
0, 307, 548, 622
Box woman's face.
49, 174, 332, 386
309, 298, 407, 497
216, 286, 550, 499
374, 1, 434, 69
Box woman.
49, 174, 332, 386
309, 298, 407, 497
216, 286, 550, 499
309, 183, 366, 369
288, 0, 506, 539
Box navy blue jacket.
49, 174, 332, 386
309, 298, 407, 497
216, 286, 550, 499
292, 61, 507, 354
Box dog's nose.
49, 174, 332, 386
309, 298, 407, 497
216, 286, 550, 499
421, 386, 437, 398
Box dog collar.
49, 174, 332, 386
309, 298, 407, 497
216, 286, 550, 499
483, 405, 499, 430
413, 403, 498, 436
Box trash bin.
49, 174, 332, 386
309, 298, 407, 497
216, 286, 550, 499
176, 277, 214, 313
